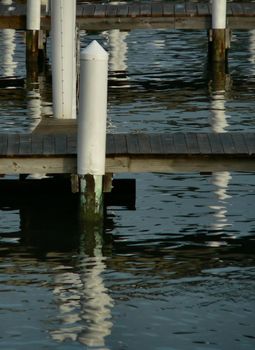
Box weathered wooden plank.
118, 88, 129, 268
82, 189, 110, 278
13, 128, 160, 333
67, 135, 76, 155
126, 134, 140, 154
55, 134, 67, 155
173, 133, 188, 153
94, 4, 107, 18
106, 4, 118, 17
82, 4, 95, 17
150, 134, 163, 154
161, 134, 176, 154
128, 3, 140, 17
175, 3, 186, 16
185, 3, 198, 16
31, 134, 43, 155
7, 134, 20, 156
19, 134, 32, 155
137, 134, 152, 154
243, 3, 255, 16
106, 133, 116, 155
140, 3, 151, 17
244, 133, 255, 155
112, 134, 127, 155
208, 133, 225, 154
197, 133, 212, 154
117, 4, 129, 17
231, 133, 249, 154
2, 156, 255, 176
0, 134, 8, 155
220, 133, 236, 154
185, 133, 200, 154
197, 3, 210, 16
231, 3, 244, 16
43, 135, 55, 155
152, 3, 163, 17
163, 3, 174, 16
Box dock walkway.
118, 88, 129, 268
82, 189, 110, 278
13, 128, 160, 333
0, 2, 255, 31
1, 132, 255, 174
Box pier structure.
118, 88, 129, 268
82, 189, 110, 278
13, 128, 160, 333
0, 1, 255, 221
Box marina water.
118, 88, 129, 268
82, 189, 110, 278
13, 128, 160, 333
0, 3, 255, 349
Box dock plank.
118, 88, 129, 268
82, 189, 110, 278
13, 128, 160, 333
19, 134, 32, 155
150, 134, 164, 154
7, 134, 20, 156
231, 133, 249, 154
137, 134, 152, 154
111, 134, 127, 155
31, 134, 43, 155
197, 133, 212, 154
126, 134, 141, 154
140, 3, 151, 17
161, 134, 176, 154
185, 133, 200, 154
82, 4, 95, 17
244, 133, 255, 155
55, 134, 67, 155
208, 133, 225, 154
106, 133, 116, 155
173, 133, 188, 154
163, 3, 174, 16
43, 135, 55, 155
152, 3, 163, 17
220, 133, 236, 154
0, 134, 8, 155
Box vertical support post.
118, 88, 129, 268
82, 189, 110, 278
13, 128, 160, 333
208, 0, 230, 64
77, 41, 108, 221
26, 0, 41, 70
51, 0, 76, 119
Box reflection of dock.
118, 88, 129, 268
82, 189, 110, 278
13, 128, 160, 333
0, 2, 255, 30
0, 130, 255, 174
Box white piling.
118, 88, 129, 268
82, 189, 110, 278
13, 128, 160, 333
27, 0, 41, 31
77, 40, 108, 220
212, 0, 227, 29
51, 0, 76, 119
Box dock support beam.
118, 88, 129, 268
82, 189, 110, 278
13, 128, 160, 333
208, 0, 230, 64
77, 41, 108, 221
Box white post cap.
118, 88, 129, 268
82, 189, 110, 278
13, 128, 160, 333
80, 40, 108, 61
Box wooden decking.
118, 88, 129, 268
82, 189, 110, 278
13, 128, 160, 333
0, 2, 255, 31
0, 132, 255, 174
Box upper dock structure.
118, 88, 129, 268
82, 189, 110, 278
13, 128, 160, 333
0, 1, 255, 31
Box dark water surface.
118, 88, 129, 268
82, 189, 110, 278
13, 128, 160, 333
0, 1, 255, 349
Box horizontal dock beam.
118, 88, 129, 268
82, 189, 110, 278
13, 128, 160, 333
0, 2, 255, 30
0, 132, 255, 174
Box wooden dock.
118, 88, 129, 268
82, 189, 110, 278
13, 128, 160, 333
0, 132, 255, 174
0, 2, 255, 31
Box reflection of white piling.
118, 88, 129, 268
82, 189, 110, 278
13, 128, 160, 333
209, 0, 229, 63
78, 40, 108, 220
210, 93, 229, 133
51, 0, 76, 119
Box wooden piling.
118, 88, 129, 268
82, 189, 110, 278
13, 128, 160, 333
79, 175, 104, 221
208, 0, 230, 64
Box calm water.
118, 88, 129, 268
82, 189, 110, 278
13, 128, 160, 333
0, 2, 255, 349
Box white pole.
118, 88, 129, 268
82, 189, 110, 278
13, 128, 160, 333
212, 0, 227, 29
27, 0, 41, 31
78, 40, 108, 176
51, 0, 76, 119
